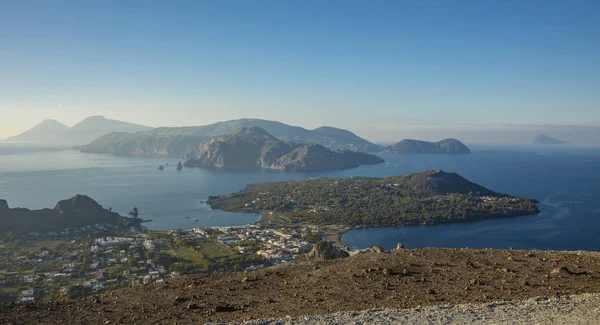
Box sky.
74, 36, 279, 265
1, 0, 599, 141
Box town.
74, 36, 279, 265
0, 224, 322, 303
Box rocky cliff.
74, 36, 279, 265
184, 127, 384, 172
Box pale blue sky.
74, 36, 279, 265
1, 0, 599, 140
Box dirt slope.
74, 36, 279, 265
2, 248, 600, 324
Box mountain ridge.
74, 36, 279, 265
7, 116, 152, 145
6, 119, 70, 142
77, 118, 381, 157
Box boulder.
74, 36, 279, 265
306, 241, 349, 260
396, 243, 406, 250
355, 246, 387, 255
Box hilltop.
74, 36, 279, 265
7, 116, 152, 145
0, 195, 140, 235
76, 118, 380, 157
533, 135, 569, 145
183, 127, 384, 172
3, 247, 600, 324
5, 119, 69, 143
382, 138, 471, 154
208, 170, 539, 226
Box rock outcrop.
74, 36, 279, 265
306, 241, 350, 260
184, 127, 384, 172
0, 199, 8, 213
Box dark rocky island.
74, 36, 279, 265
208, 170, 539, 226
0, 195, 142, 235
382, 138, 471, 154
533, 135, 569, 145
183, 127, 384, 172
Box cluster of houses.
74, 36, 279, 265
25, 223, 130, 239
480, 196, 522, 203
4, 223, 323, 304
193, 225, 316, 263
8, 234, 175, 303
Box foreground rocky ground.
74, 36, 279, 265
236, 293, 600, 325
2, 247, 600, 324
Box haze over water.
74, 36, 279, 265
1, 142, 599, 251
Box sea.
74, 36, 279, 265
1, 142, 599, 251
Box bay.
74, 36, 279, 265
1, 142, 599, 251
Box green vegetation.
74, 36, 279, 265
145, 232, 262, 273
208, 170, 540, 227
0, 230, 264, 303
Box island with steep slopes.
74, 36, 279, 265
382, 138, 471, 154
533, 135, 569, 145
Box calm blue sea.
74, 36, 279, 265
1, 142, 599, 251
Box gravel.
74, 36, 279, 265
231, 293, 600, 325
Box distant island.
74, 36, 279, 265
76, 118, 380, 157
533, 135, 569, 145
382, 138, 471, 154
8, 116, 151, 145
208, 170, 539, 227
0, 195, 142, 235
183, 127, 384, 172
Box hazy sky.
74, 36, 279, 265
1, 0, 599, 140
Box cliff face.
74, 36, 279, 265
382, 139, 471, 154
0, 195, 128, 234
184, 127, 384, 172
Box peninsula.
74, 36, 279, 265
208, 170, 539, 226
0, 195, 142, 235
